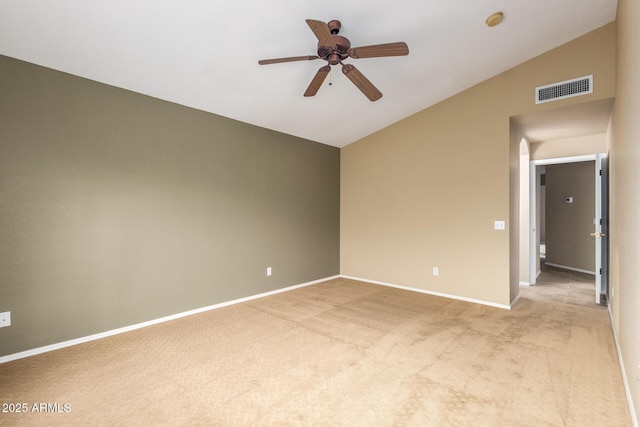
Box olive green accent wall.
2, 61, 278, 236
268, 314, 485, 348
545, 161, 596, 273
0, 55, 340, 356
341, 23, 616, 306
611, 0, 640, 419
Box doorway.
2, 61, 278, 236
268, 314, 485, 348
529, 155, 608, 304
511, 98, 614, 306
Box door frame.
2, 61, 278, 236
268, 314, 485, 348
528, 154, 602, 286
595, 152, 609, 304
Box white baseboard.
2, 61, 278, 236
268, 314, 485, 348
340, 275, 512, 310
510, 294, 521, 309
608, 306, 638, 427
0, 275, 340, 365
544, 262, 596, 275
519, 281, 531, 286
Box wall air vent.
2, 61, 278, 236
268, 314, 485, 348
535, 75, 593, 104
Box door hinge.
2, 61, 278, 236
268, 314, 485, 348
600, 268, 603, 275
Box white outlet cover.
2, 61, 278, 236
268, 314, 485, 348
0, 311, 10, 327
494, 221, 506, 230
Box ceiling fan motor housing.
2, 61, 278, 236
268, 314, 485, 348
317, 35, 351, 64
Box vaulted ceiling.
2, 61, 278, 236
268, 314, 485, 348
0, 0, 617, 147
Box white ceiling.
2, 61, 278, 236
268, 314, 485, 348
0, 0, 617, 147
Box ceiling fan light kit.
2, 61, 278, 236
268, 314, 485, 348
258, 19, 409, 101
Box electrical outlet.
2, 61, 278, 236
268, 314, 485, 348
494, 220, 506, 230
0, 311, 10, 328
266, 267, 272, 276
433, 267, 439, 276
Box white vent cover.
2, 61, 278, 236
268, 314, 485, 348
535, 75, 593, 104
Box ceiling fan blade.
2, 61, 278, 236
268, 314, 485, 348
304, 65, 331, 97
348, 42, 409, 59
305, 19, 337, 49
258, 55, 319, 65
341, 63, 382, 102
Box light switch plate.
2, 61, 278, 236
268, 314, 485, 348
494, 220, 506, 230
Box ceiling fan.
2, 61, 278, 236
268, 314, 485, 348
258, 19, 409, 102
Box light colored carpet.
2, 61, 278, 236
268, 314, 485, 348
0, 277, 631, 426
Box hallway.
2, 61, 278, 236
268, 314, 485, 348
519, 263, 604, 309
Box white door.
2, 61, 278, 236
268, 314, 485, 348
594, 153, 609, 304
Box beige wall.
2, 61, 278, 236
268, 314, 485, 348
517, 137, 531, 285
508, 121, 521, 303
610, 0, 640, 420
545, 161, 596, 273
0, 55, 340, 357
531, 133, 607, 160
341, 23, 616, 307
